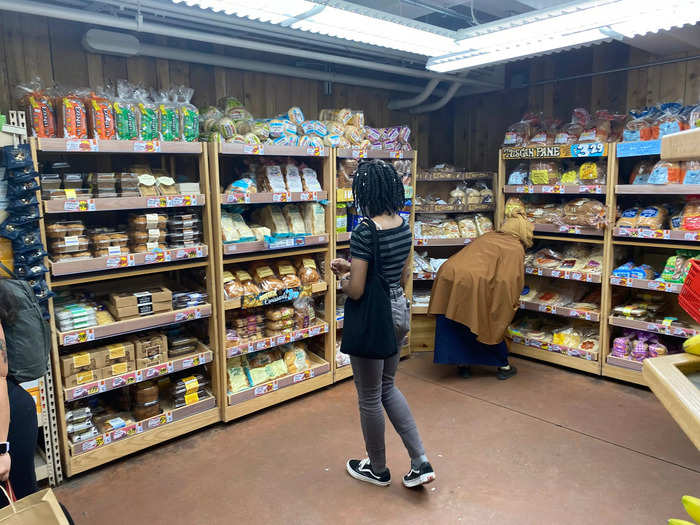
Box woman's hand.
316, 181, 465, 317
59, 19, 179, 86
331, 258, 351, 276
0, 453, 10, 482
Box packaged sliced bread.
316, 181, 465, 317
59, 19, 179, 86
301, 202, 326, 235
282, 204, 307, 235
252, 206, 290, 237
301, 168, 323, 192
257, 165, 287, 193
283, 163, 303, 192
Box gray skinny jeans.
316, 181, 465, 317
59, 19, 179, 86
350, 289, 425, 472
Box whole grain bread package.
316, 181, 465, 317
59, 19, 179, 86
252, 205, 290, 237
579, 160, 606, 184
629, 160, 655, 184
529, 161, 559, 185
301, 202, 326, 235
282, 163, 303, 192
282, 204, 307, 235
257, 164, 287, 193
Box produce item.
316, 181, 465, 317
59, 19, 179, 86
56, 91, 88, 139
295, 256, 321, 285
16, 79, 56, 138
649, 160, 684, 185
86, 90, 116, 140
529, 161, 559, 185
250, 261, 285, 292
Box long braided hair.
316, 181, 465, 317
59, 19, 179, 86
351, 160, 405, 218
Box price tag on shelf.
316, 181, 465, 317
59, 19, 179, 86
351, 149, 367, 159
62, 328, 95, 346
647, 281, 667, 291
293, 369, 314, 383
306, 145, 324, 156
243, 144, 264, 155
542, 186, 554, 193
168, 195, 185, 207
66, 139, 98, 152
390, 150, 403, 159
147, 197, 167, 208
225, 192, 250, 204
571, 272, 583, 281
538, 304, 556, 314
144, 251, 167, 264
133, 140, 161, 153
174, 309, 199, 322
550, 270, 561, 278
535, 268, 543, 276
272, 192, 290, 203
63, 199, 95, 212
255, 339, 268, 351
570, 142, 605, 157
299, 191, 318, 201
684, 232, 700, 241
254, 381, 279, 397
106, 254, 135, 269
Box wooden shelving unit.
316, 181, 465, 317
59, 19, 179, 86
498, 142, 613, 376
411, 167, 498, 354
32, 139, 221, 476
208, 142, 334, 419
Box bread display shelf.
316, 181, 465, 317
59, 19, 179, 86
336, 232, 351, 243
508, 336, 599, 363
412, 305, 429, 315
501, 143, 609, 160
609, 276, 682, 294
227, 353, 330, 406
64, 347, 214, 402
221, 191, 327, 204
416, 172, 495, 182
336, 148, 414, 160
70, 394, 216, 457
336, 186, 412, 203
45, 194, 205, 214
219, 143, 329, 157
223, 235, 327, 256
534, 224, 604, 236
642, 352, 700, 449
414, 204, 494, 213
37, 138, 203, 154
608, 316, 698, 338
223, 282, 328, 311
414, 238, 472, 246
226, 322, 329, 358
503, 184, 605, 194
519, 300, 600, 322
50, 245, 208, 276
616, 140, 661, 158
413, 271, 437, 280
58, 304, 212, 347
614, 227, 700, 242
524, 266, 601, 283
616, 184, 700, 194
335, 363, 353, 382
606, 355, 644, 372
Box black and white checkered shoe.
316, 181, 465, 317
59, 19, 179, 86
403, 462, 436, 488
346, 459, 391, 487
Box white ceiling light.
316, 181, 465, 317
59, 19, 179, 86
171, 0, 459, 57
428, 0, 700, 72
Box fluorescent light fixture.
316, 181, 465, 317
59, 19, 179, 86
171, 0, 459, 56
428, 0, 700, 72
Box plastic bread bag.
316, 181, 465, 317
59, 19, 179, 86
294, 256, 321, 285
301, 202, 325, 235
505, 197, 526, 218
658, 102, 689, 137
293, 295, 316, 327
529, 160, 559, 185
273, 259, 302, 288
287, 106, 305, 126
176, 86, 199, 142
200, 106, 222, 131
222, 271, 244, 299
250, 261, 286, 292
629, 160, 654, 184
282, 204, 307, 235
134, 87, 158, 141
636, 205, 667, 229
578, 160, 606, 184
578, 109, 611, 143
682, 160, 700, 184
502, 119, 532, 146
616, 207, 640, 228
15, 78, 56, 138
251, 205, 290, 236
555, 120, 583, 145
256, 164, 286, 193
474, 214, 493, 236
282, 163, 303, 192
681, 199, 700, 231
283, 342, 311, 374
234, 268, 262, 296
252, 120, 270, 141
300, 167, 323, 192
153, 89, 180, 142
476, 183, 494, 203
54, 87, 88, 139
85, 88, 116, 140
507, 163, 529, 185
227, 356, 250, 393
649, 160, 684, 185
661, 254, 688, 283
562, 198, 606, 229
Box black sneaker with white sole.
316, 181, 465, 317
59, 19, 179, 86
346, 459, 391, 487
403, 462, 436, 488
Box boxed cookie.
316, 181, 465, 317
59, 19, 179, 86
109, 286, 172, 309
60, 351, 99, 378
107, 300, 171, 320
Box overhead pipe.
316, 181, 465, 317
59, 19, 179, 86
387, 78, 441, 110
409, 81, 461, 113
0, 0, 501, 91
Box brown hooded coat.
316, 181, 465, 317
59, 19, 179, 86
427, 231, 526, 345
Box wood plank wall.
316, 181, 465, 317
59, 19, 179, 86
452, 42, 700, 170
0, 14, 432, 163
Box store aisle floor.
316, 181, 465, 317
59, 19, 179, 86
55, 354, 700, 525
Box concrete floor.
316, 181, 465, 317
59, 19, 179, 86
55, 354, 700, 525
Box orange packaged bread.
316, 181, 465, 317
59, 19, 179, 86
56, 92, 88, 139
17, 80, 56, 138
295, 256, 321, 285
86, 91, 116, 140
273, 260, 302, 288
250, 262, 285, 292
649, 160, 684, 185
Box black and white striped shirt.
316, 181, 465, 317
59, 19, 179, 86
350, 218, 411, 286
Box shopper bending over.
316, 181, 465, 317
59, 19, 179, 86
429, 212, 533, 380
331, 160, 434, 489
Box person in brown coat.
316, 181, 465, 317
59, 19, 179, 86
429, 214, 533, 379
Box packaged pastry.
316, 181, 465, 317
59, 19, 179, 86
283, 343, 311, 374
174, 388, 209, 408
250, 262, 285, 292
168, 335, 199, 358
168, 214, 200, 231
234, 269, 261, 296
131, 243, 167, 253
95, 413, 135, 433
649, 160, 684, 185
295, 256, 321, 285
636, 205, 667, 229
273, 260, 302, 288
137, 174, 158, 196
616, 207, 640, 228
529, 161, 559, 185
133, 401, 161, 421
265, 306, 294, 321
502, 119, 531, 147
129, 229, 167, 244
301, 203, 326, 235
156, 176, 178, 196
282, 204, 307, 235
301, 168, 323, 192
93, 246, 129, 257
51, 236, 89, 254
129, 213, 168, 231
171, 374, 208, 397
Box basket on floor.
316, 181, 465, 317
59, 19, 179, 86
679, 259, 700, 324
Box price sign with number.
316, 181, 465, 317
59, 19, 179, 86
570, 143, 605, 157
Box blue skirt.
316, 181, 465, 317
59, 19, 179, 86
433, 315, 509, 367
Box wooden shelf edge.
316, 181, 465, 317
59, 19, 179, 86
334, 364, 354, 382
603, 362, 646, 386
507, 340, 601, 374
44, 194, 206, 213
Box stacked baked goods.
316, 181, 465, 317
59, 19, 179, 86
222, 255, 322, 300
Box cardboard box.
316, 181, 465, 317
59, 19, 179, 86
101, 361, 136, 378
131, 332, 169, 360
64, 369, 103, 388
110, 286, 172, 308
95, 342, 135, 368
661, 127, 700, 161
107, 300, 172, 321
60, 352, 99, 378
136, 354, 167, 369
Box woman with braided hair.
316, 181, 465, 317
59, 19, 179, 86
330, 160, 435, 489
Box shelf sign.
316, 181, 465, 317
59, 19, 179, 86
254, 381, 279, 397
390, 150, 403, 159
306, 145, 324, 156
144, 251, 167, 264
133, 140, 161, 153
502, 145, 565, 159
174, 308, 203, 322
243, 144, 264, 155
299, 191, 318, 201
63, 199, 96, 212
351, 148, 367, 159
175, 246, 204, 259
65, 139, 98, 152
272, 192, 291, 202
62, 328, 95, 346
224, 192, 250, 204
616, 140, 661, 158
570, 143, 605, 157
106, 254, 135, 269
293, 369, 314, 383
